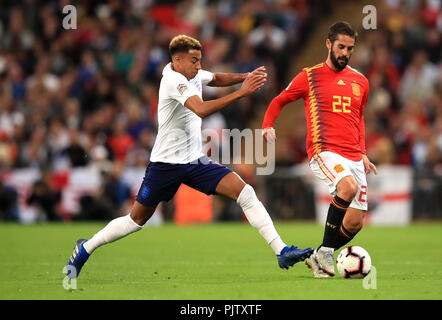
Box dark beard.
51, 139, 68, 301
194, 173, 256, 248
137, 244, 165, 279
330, 50, 349, 71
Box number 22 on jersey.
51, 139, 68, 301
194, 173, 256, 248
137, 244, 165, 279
332, 96, 351, 113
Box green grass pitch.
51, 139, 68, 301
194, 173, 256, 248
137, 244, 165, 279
1, 221, 441, 300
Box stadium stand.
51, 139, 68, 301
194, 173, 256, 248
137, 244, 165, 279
0, 0, 440, 222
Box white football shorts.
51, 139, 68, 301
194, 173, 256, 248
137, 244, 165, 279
309, 151, 368, 210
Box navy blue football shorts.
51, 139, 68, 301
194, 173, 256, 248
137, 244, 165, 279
136, 156, 233, 207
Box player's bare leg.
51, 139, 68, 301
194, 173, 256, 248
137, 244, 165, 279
214, 171, 246, 201
130, 201, 157, 226
336, 176, 359, 203
342, 207, 365, 235
215, 172, 313, 269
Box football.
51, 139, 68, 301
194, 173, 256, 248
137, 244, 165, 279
336, 246, 372, 279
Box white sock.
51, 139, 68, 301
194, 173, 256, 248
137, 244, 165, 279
237, 184, 286, 254
83, 214, 143, 254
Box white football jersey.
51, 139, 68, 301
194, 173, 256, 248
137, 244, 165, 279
150, 63, 214, 164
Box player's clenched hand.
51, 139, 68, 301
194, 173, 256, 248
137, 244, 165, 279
240, 69, 266, 95
362, 154, 377, 175
262, 127, 276, 144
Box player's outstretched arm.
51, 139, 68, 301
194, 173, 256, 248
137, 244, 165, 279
262, 94, 291, 144
185, 71, 266, 118
208, 66, 267, 87
262, 69, 308, 144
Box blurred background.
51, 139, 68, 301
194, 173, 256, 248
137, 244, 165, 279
0, 0, 440, 225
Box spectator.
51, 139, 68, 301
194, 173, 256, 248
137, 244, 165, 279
0, 180, 19, 221
61, 127, 89, 167
125, 128, 155, 168
248, 18, 287, 58
20, 125, 49, 168
108, 117, 134, 162
366, 45, 400, 109
27, 171, 62, 221
47, 117, 70, 160
99, 161, 132, 216
125, 98, 150, 140
399, 49, 439, 105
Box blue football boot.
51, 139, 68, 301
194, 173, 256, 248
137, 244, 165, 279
277, 245, 314, 269
66, 239, 90, 279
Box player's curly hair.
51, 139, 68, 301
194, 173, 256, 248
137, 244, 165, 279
328, 21, 358, 43
169, 35, 202, 57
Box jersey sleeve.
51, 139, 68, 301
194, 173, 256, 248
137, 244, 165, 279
283, 69, 309, 102
359, 80, 369, 154
198, 69, 215, 86
166, 73, 199, 106
262, 70, 309, 128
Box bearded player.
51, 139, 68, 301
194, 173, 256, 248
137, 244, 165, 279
66, 35, 313, 279
262, 22, 377, 278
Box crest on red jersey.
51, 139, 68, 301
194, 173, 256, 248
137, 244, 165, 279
351, 83, 360, 96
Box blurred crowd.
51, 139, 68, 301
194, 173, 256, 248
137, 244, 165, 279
0, 0, 327, 221
0, 0, 440, 221
285, 0, 442, 170
358, 0, 441, 169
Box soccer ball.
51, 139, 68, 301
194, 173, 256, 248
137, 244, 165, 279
336, 246, 372, 279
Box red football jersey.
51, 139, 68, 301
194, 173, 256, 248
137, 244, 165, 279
263, 62, 369, 161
